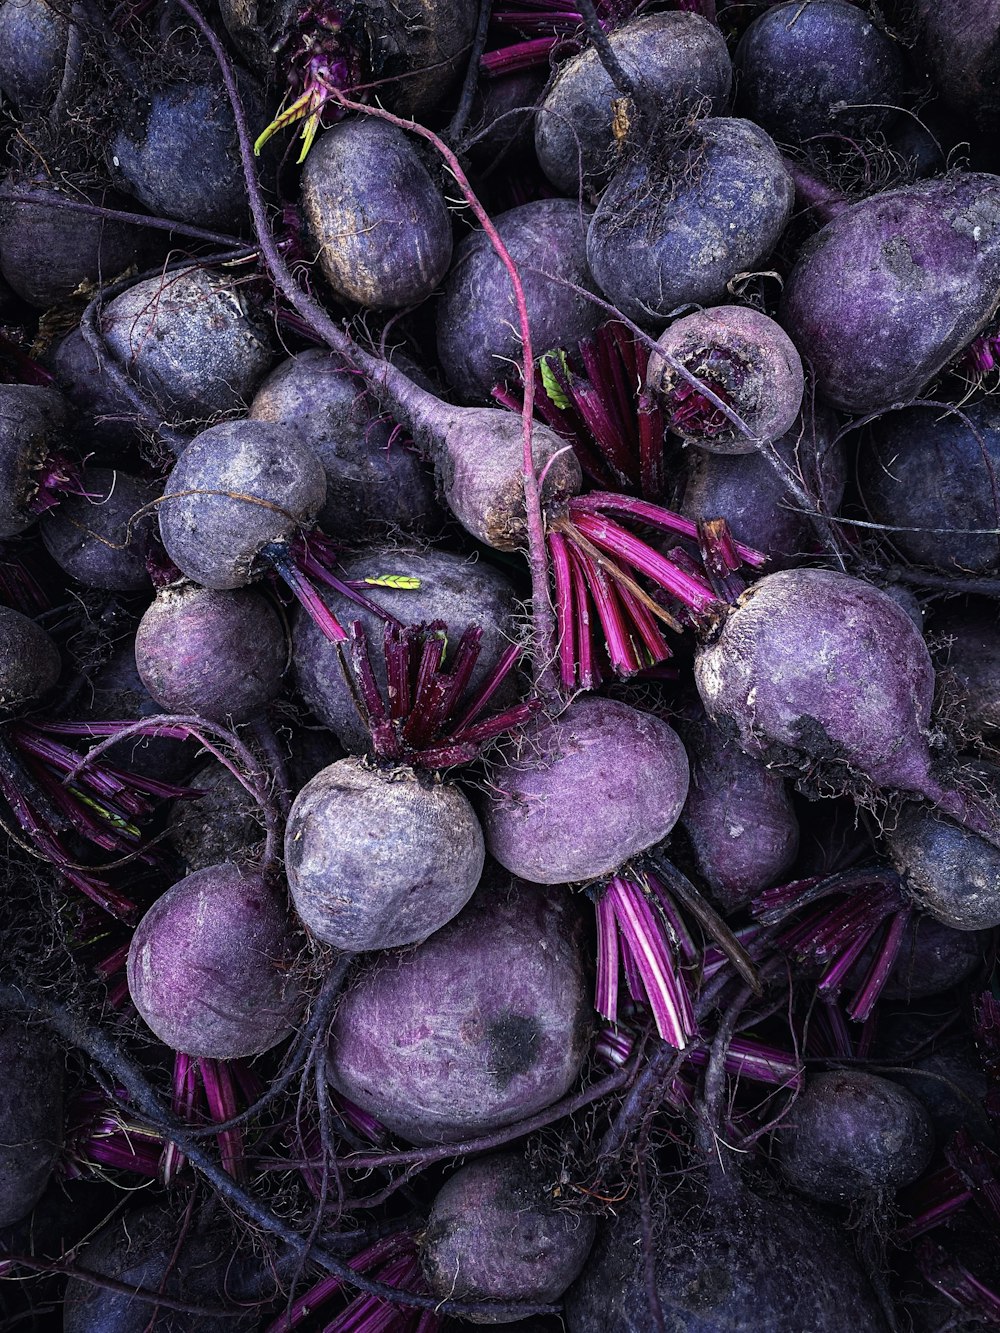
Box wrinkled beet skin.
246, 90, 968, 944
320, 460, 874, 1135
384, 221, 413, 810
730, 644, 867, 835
887, 802, 1000, 930
0, 1017, 63, 1228
437, 199, 601, 403
293, 545, 518, 752
327, 878, 592, 1144
564, 1185, 888, 1333
302, 118, 453, 311
285, 759, 485, 952
780, 174, 1000, 413
40, 467, 157, 592
932, 598, 1000, 732
535, 11, 732, 195
777, 1070, 934, 1203
135, 584, 288, 724
480, 696, 690, 885
858, 402, 1000, 574
127, 863, 301, 1059
0, 383, 69, 538
158, 420, 326, 589
587, 118, 793, 325
734, 0, 905, 143
679, 714, 798, 913
694, 569, 940, 799
420, 1152, 597, 1312
250, 349, 440, 539
0, 604, 60, 709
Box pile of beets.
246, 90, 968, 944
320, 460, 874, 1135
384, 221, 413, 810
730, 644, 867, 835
5, 0, 1000, 1327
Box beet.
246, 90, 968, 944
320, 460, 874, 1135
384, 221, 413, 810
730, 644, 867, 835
0, 1016, 63, 1227
326, 876, 591, 1144
776, 1070, 933, 1203
436, 199, 601, 403
914, 0, 1000, 130
284, 757, 485, 952
0, 382, 69, 538
886, 799, 1000, 931
134, 584, 288, 724
157, 420, 326, 590
534, 10, 732, 196
586, 117, 793, 325
419, 1152, 597, 1311
293, 545, 518, 752
301, 117, 453, 311
932, 597, 1000, 733
564, 1180, 888, 1332
467, 69, 546, 169
127, 863, 302, 1058
101, 267, 274, 430
647, 305, 804, 452
0, 0, 69, 109
0, 605, 60, 709
779, 174, 1000, 414
896, 1046, 995, 1148
734, 0, 905, 144
249, 349, 440, 540
50, 326, 139, 453
39, 467, 157, 592
480, 696, 689, 885
169, 759, 265, 873
877, 916, 990, 1000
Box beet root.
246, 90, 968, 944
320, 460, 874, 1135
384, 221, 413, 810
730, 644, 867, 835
284, 758, 485, 952
0, 383, 70, 538
326, 877, 591, 1144
886, 798, 1000, 930
0, 605, 60, 710
480, 696, 690, 885
0, 1016, 63, 1228
127, 863, 302, 1058
40, 467, 157, 593
419, 1152, 597, 1314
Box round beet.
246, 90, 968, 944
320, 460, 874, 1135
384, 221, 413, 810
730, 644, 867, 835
420, 1152, 597, 1313
301, 117, 453, 311
327, 877, 591, 1143
101, 267, 274, 430
0, 383, 70, 539
169, 760, 265, 873
135, 584, 288, 724
480, 696, 690, 885
157, 420, 326, 590
127, 863, 301, 1059
860, 916, 990, 1001
535, 11, 732, 195
587, 118, 793, 325
776, 1070, 933, 1203
0, 605, 60, 709
886, 799, 1000, 931
0, 1016, 63, 1228
437, 199, 601, 403
647, 306, 804, 452
0, 0, 69, 109
285, 758, 485, 952
39, 467, 157, 592
50, 326, 139, 453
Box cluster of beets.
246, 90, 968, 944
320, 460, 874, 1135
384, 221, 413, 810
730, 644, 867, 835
4, 0, 1000, 1328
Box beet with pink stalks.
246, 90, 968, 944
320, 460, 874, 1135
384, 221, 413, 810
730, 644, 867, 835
126, 863, 302, 1059
419, 1151, 597, 1310
779, 173, 1000, 414
326, 875, 591, 1144
39, 467, 157, 593
534, 10, 732, 196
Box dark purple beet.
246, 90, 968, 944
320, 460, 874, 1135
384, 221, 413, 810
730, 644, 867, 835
169, 759, 265, 873
0, 1016, 63, 1227
285, 757, 484, 952
0, 604, 60, 709
0, 0, 69, 109
776, 1069, 933, 1203
437, 199, 601, 403
734, 1, 905, 144
127, 863, 302, 1058
39, 467, 157, 592
886, 798, 1000, 930
587, 118, 793, 325
0, 182, 144, 310
101, 267, 274, 430
135, 584, 288, 724
931, 598, 1000, 733
468, 69, 546, 169
877, 916, 990, 1000
293, 544, 518, 752
419, 1152, 597, 1310
0, 383, 69, 538
327, 876, 591, 1144
77, 642, 192, 782
534, 10, 732, 196
914, 0, 1000, 130
50, 326, 140, 453
157, 420, 326, 590
896, 1046, 995, 1148
679, 713, 799, 913
249, 349, 441, 539
480, 696, 689, 885
779, 174, 1000, 414
301, 117, 453, 311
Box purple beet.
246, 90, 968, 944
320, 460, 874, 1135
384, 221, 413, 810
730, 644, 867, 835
0, 604, 60, 709
886, 796, 1000, 931
326, 876, 591, 1143
135, 584, 288, 724
914, 0, 1000, 130
931, 597, 1000, 733
39, 467, 157, 592
0, 383, 70, 538
0, 0, 70, 109
480, 696, 690, 885
169, 759, 266, 873
126, 863, 302, 1059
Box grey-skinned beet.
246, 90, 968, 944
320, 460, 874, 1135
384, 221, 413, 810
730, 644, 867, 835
0, 383, 70, 539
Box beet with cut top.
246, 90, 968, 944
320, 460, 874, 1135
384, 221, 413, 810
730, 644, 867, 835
327, 876, 591, 1144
